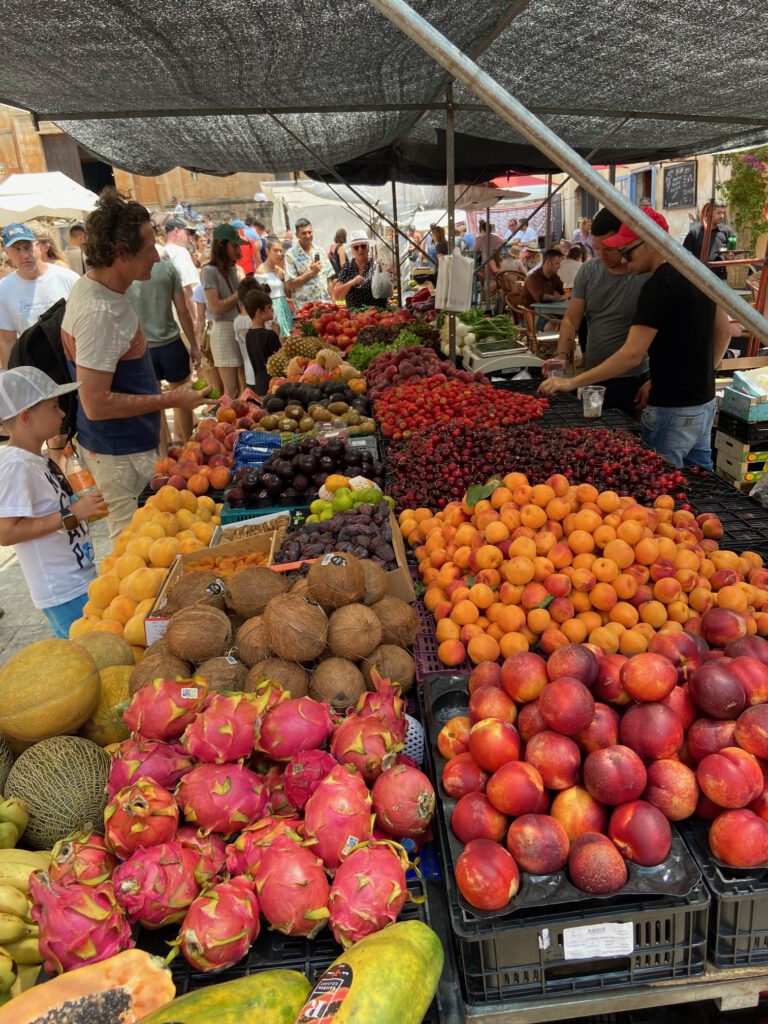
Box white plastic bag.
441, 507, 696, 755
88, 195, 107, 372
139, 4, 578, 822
371, 261, 393, 300
435, 245, 474, 312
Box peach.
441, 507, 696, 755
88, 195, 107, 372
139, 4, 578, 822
516, 701, 547, 743
583, 745, 647, 805
538, 678, 595, 736
549, 597, 576, 624
456, 839, 519, 910
620, 653, 677, 703
608, 799, 672, 866
544, 573, 572, 598
469, 686, 517, 725
487, 761, 545, 817
644, 759, 699, 820
726, 635, 768, 664
506, 814, 570, 874
734, 705, 768, 759
727, 655, 768, 706
550, 786, 608, 840
687, 718, 737, 763
697, 746, 764, 808
661, 683, 697, 731
568, 832, 628, 894
468, 719, 521, 773
700, 607, 748, 648
525, 731, 581, 790
620, 702, 683, 761
648, 630, 703, 682
501, 651, 548, 703
574, 702, 620, 753
437, 716, 471, 758
709, 809, 768, 867
688, 662, 746, 720
468, 662, 503, 694
592, 653, 631, 707
441, 753, 489, 799
649, 559, 676, 582
710, 567, 741, 591
546, 643, 599, 687
451, 792, 508, 844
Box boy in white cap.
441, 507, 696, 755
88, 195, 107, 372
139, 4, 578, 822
0, 367, 106, 637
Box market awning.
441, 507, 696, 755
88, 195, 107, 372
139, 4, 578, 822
1, 0, 767, 180
0, 172, 98, 221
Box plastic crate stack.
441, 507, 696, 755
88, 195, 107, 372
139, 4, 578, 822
715, 388, 768, 490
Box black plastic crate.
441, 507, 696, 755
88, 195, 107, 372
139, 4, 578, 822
717, 409, 768, 447
679, 817, 768, 968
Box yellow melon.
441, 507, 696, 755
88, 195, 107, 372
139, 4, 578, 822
80, 665, 133, 746
73, 631, 134, 671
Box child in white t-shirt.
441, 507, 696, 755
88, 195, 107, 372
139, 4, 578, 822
0, 367, 107, 638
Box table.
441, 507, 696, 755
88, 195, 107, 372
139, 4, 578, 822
531, 300, 569, 319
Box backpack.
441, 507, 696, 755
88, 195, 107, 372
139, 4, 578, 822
8, 298, 77, 438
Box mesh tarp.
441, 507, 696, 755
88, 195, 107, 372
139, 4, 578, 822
1, 0, 766, 179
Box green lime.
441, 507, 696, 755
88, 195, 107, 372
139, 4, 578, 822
209, 387, 222, 400
305, 514, 319, 523
357, 487, 381, 505
334, 486, 352, 500
332, 493, 355, 512
319, 509, 335, 521
192, 379, 208, 390
310, 499, 328, 516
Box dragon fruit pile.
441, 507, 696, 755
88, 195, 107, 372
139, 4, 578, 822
30, 671, 436, 975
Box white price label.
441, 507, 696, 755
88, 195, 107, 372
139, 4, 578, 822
180, 687, 199, 700
561, 921, 634, 960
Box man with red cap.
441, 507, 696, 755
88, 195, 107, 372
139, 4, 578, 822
541, 207, 731, 469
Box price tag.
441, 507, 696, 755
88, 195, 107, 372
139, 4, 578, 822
180, 687, 199, 700
561, 921, 634, 960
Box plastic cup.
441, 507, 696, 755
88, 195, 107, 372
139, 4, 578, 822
542, 358, 566, 378
582, 385, 606, 419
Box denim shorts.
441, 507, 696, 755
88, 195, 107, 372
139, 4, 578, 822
150, 337, 191, 384
641, 399, 717, 470
43, 592, 89, 639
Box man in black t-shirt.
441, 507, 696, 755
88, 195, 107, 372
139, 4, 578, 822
683, 202, 730, 280
540, 208, 730, 469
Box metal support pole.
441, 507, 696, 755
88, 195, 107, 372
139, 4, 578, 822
484, 206, 493, 314
368, 0, 768, 343
545, 173, 553, 247
391, 178, 402, 308
699, 159, 718, 277
446, 84, 457, 362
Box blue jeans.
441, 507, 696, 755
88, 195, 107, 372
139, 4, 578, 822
641, 399, 717, 469
43, 592, 89, 639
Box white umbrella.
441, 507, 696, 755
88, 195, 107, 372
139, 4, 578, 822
0, 172, 98, 223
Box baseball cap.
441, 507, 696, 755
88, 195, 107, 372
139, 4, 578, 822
0, 367, 81, 423
232, 219, 246, 229
602, 208, 670, 249
164, 217, 189, 233
2, 223, 36, 247
213, 224, 243, 245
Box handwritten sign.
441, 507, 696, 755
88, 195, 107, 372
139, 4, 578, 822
663, 163, 697, 210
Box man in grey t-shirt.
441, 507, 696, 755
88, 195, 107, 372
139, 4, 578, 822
554, 208, 650, 419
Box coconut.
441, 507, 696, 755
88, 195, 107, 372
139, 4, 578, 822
225, 566, 289, 619
370, 596, 419, 648
290, 577, 310, 598
196, 656, 248, 693
327, 604, 383, 661
166, 571, 227, 613
144, 637, 174, 659
235, 616, 272, 667
361, 644, 416, 693
166, 606, 232, 664
361, 559, 389, 606
310, 658, 366, 710
129, 653, 192, 695
245, 658, 309, 698
306, 553, 365, 610
263, 593, 328, 663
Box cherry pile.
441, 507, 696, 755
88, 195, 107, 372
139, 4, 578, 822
386, 424, 688, 510
365, 345, 486, 402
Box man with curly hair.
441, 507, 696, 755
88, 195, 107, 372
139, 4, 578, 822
61, 188, 210, 540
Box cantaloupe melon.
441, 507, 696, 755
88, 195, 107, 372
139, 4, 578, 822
0, 736, 12, 791
73, 632, 134, 671
0, 639, 100, 743
3, 736, 111, 849
80, 666, 133, 747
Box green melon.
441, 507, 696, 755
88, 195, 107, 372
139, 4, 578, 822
0, 736, 13, 791
73, 632, 135, 671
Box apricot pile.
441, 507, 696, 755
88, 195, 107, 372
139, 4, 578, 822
400, 473, 768, 669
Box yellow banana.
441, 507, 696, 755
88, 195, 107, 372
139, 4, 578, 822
0, 884, 29, 919
0, 863, 41, 893
1, 935, 42, 965
0, 849, 50, 868
0, 949, 15, 996
0, 800, 29, 837
0, 913, 32, 944
9, 963, 37, 999
0, 825, 18, 851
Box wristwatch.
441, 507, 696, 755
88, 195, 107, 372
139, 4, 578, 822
61, 511, 79, 532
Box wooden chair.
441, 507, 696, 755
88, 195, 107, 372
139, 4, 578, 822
496, 270, 526, 317
519, 305, 560, 358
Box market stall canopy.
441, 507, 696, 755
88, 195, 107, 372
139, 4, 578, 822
0, 172, 98, 223
1, 0, 767, 179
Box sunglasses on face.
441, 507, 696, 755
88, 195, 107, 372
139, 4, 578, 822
620, 241, 644, 261
351, 244, 368, 251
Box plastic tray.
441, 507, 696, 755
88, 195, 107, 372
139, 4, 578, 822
219, 501, 310, 526
679, 817, 768, 967
717, 409, 768, 446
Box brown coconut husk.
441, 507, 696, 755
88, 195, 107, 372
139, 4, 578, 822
128, 653, 191, 695
369, 596, 419, 647
290, 577, 310, 598
310, 657, 365, 710
306, 553, 365, 610
327, 604, 383, 661
263, 593, 328, 662
361, 644, 415, 693
166, 571, 227, 614
166, 606, 232, 664
361, 559, 389, 606
196, 655, 248, 693
245, 658, 309, 698
225, 567, 289, 619
235, 616, 272, 667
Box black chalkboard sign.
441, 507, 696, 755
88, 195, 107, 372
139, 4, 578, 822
663, 163, 697, 209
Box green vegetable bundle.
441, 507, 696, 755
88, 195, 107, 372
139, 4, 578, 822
348, 330, 423, 371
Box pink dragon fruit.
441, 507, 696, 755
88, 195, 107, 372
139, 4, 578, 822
179, 875, 260, 972
355, 669, 407, 742
284, 750, 337, 811
224, 816, 302, 878
112, 841, 200, 928
328, 840, 409, 947
395, 753, 420, 769
49, 831, 117, 887
330, 714, 403, 783
104, 779, 179, 859
176, 763, 267, 835
29, 873, 134, 974
258, 697, 333, 762
122, 677, 208, 741
372, 764, 435, 839
181, 691, 261, 764
176, 826, 228, 884
255, 842, 330, 938
107, 738, 195, 798
262, 765, 295, 817
250, 677, 287, 717
303, 763, 373, 872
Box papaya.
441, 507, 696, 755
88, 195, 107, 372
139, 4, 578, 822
140, 969, 311, 1023
292, 920, 443, 1023
0, 948, 175, 1024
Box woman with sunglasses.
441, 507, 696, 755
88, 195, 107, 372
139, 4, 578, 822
334, 230, 388, 309
201, 224, 245, 397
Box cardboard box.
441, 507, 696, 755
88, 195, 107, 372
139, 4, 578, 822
145, 531, 277, 646
211, 511, 290, 547
715, 449, 766, 485
720, 387, 768, 423
715, 431, 768, 464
